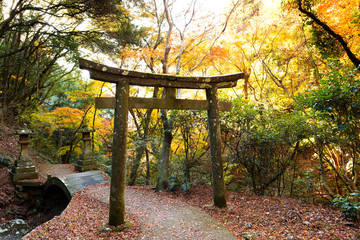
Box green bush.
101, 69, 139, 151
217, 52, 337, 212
297, 63, 360, 198
168, 173, 190, 192
333, 191, 360, 222
223, 98, 310, 195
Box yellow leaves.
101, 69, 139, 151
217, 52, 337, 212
58, 145, 82, 158
57, 145, 71, 157
32, 40, 53, 57
67, 90, 93, 102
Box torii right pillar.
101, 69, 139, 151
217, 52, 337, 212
206, 85, 227, 207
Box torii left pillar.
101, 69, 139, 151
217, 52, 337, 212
109, 81, 129, 226
207, 86, 227, 207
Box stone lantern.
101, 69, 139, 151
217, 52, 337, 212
75, 124, 98, 172
13, 129, 38, 182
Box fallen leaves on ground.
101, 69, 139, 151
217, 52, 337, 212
0, 168, 15, 208
0, 125, 19, 161
21, 183, 360, 239
23, 188, 141, 240
136, 185, 360, 239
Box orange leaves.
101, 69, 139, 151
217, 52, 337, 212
311, 0, 360, 65
10, 75, 22, 80
209, 45, 228, 60
51, 107, 85, 128
9, 74, 30, 84
317, 0, 360, 42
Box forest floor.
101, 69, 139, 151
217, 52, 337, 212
22, 182, 360, 240
1, 124, 360, 239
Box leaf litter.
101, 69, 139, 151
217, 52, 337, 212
23, 183, 359, 239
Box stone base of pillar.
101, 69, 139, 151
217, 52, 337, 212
13, 166, 39, 182
75, 159, 98, 172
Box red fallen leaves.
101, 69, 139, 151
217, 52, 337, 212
138, 185, 360, 239
19, 182, 360, 239
0, 125, 19, 161
23, 189, 141, 240
0, 169, 15, 207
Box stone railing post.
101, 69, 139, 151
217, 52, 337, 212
75, 124, 97, 172
13, 129, 38, 182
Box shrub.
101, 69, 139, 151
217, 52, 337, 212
223, 98, 310, 195
333, 191, 360, 222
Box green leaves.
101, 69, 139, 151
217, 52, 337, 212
332, 190, 360, 221
299, 63, 360, 139
297, 62, 360, 203
223, 97, 310, 195
308, 24, 343, 60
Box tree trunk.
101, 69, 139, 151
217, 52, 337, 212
154, 0, 174, 192
145, 148, 150, 185
128, 143, 147, 185
185, 166, 191, 183
155, 109, 172, 191
244, 75, 249, 100
128, 89, 156, 186
155, 89, 175, 191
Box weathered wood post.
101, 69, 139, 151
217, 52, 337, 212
206, 86, 227, 208
109, 81, 129, 226
76, 124, 97, 172
13, 129, 39, 182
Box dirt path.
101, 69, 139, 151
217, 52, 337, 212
88, 183, 237, 240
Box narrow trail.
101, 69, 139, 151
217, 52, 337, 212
88, 183, 237, 240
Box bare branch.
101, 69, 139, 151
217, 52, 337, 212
185, 0, 241, 75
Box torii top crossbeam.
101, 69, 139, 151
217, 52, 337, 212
79, 58, 245, 89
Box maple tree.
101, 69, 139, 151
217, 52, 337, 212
206, 0, 321, 106
22, 75, 114, 164
170, 110, 209, 188
292, 0, 360, 67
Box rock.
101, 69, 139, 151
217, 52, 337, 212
0, 156, 13, 168
344, 221, 356, 227
0, 219, 31, 240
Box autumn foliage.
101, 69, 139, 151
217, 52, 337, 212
0, 0, 360, 237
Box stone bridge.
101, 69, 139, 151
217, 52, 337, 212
12, 125, 107, 201
43, 171, 108, 201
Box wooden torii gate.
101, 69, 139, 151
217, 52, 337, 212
79, 58, 247, 226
